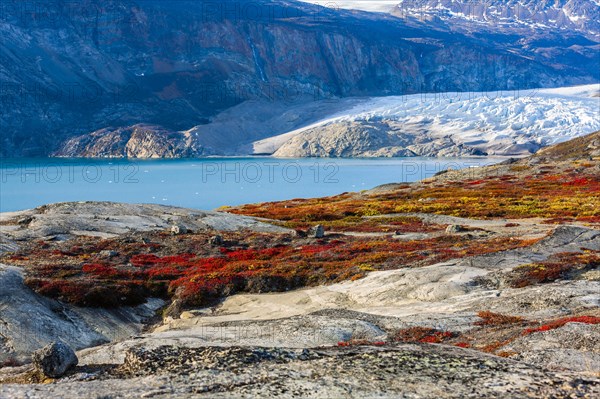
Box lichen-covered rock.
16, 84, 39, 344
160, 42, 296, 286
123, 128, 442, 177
32, 342, 78, 378
4, 345, 598, 398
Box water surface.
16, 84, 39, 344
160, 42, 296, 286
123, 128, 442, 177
0, 157, 503, 212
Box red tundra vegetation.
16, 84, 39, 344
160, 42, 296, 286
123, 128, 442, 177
9, 230, 535, 308
229, 167, 600, 224
333, 310, 599, 354
390, 327, 456, 344
475, 311, 524, 326
507, 251, 600, 288
523, 316, 600, 335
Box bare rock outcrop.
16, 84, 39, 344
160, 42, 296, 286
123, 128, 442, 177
0, 264, 164, 365
0, 202, 290, 242
273, 121, 489, 158
53, 125, 208, 158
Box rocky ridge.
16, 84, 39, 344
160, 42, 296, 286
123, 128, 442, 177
0, 202, 289, 365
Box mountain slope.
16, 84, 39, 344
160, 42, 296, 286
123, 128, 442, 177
532, 129, 600, 161
307, 1, 600, 89
303, 1, 600, 39
390, 0, 600, 40
0, 0, 598, 156
389, 0, 600, 82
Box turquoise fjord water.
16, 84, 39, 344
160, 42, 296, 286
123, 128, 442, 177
0, 157, 504, 213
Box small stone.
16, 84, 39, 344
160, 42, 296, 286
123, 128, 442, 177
180, 311, 196, 320
100, 250, 118, 258
209, 235, 223, 246
32, 342, 78, 378
170, 225, 188, 235
163, 298, 183, 319
293, 229, 307, 238
445, 225, 464, 234
307, 224, 325, 238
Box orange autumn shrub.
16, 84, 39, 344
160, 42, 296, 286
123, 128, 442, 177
475, 311, 524, 326
523, 316, 600, 335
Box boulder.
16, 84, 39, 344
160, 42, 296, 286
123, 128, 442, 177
170, 225, 188, 235
209, 235, 223, 246
32, 342, 78, 378
445, 225, 464, 234
307, 225, 325, 238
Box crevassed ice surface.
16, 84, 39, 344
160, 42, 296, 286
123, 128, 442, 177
254, 85, 600, 153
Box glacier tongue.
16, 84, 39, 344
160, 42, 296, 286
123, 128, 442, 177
255, 84, 600, 157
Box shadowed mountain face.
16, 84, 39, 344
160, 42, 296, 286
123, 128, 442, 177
389, 0, 600, 77
318, 1, 600, 39
0, 0, 597, 156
